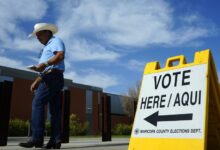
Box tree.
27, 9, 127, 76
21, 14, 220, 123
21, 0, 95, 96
122, 81, 141, 124
127, 81, 141, 99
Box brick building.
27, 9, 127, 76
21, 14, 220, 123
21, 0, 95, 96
0, 65, 136, 135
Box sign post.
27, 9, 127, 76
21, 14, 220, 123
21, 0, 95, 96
128, 49, 220, 150
0, 81, 13, 146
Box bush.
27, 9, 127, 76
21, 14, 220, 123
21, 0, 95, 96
45, 121, 51, 136
45, 114, 89, 136
8, 119, 29, 136
69, 114, 89, 136
8, 114, 89, 136
113, 123, 132, 135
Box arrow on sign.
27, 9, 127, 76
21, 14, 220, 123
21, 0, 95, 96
144, 111, 193, 127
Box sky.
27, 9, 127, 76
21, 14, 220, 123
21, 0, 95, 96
0, 0, 220, 95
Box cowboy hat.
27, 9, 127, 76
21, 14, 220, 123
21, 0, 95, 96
28, 23, 58, 38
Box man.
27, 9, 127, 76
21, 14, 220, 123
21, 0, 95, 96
19, 23, 65, 149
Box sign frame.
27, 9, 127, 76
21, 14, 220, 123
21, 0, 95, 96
128, 49, 220, 150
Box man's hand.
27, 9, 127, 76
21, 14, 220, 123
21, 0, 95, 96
30, 63, 46, 72
30, 77, 42, 93
36, 63, 47, 72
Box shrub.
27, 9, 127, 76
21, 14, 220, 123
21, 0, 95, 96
113, 123, 132, 135
45, 121, 51, 136
8, 114, 89, 136
69, 114, 89, 136
8, 119, 29, 136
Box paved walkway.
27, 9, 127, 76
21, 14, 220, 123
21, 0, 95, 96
1, 137, 129, 150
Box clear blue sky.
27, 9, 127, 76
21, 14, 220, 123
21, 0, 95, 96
0, 0, 219, 95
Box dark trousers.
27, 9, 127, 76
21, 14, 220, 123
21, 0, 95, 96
31, 72, 64, 143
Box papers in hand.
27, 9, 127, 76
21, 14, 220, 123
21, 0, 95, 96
27, 65, 37, 71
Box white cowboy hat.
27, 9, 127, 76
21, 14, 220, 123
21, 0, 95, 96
28, 23, 58, 38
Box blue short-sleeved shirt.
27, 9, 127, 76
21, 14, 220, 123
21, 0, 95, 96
39, 36, 65, 72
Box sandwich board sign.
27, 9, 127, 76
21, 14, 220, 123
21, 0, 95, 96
128, 49, 220, 150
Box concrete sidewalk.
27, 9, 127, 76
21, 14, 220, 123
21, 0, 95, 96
1, 137, 129, 150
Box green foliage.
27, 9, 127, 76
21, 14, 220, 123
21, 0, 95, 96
69, 114, 89, 136
45, 121, 51, 136
113, 123, 132, 135
8, 119, 29, 136
8, 114, 89, 136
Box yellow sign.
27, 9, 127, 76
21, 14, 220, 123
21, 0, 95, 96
128, 49, 220, 150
